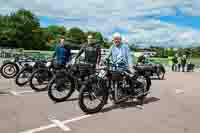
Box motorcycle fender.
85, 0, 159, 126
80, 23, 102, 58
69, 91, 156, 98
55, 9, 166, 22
144, 71, 152, 77
13, 63, 20, 72
146, 77, 151, 86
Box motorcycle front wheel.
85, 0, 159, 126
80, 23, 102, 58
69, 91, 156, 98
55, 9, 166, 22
0, 62, 19, 79
29, 68, 52, 91
15, 67, 32, 86
79, 79, 108, 114
48, 76, 75, 102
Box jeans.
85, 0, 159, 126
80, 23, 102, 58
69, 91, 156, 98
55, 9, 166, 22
182, 64, 186, 72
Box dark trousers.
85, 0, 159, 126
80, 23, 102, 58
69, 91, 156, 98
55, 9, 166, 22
177, 64, 181, 72
172, 63, 177, 71
182, 64, 186, 72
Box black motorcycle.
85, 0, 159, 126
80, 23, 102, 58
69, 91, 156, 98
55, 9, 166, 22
29, 59, 57, 91
0, 56, 35, 79
48, 61, 96, 102
15, 60, 47, 86
78, 61, 151, 114
137, 59, 165, 80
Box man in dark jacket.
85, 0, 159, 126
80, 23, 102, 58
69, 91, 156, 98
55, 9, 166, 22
74, 35, 101, 68
53, 36, 71, 66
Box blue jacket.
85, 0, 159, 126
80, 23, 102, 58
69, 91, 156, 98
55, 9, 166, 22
53, 44, 71, 65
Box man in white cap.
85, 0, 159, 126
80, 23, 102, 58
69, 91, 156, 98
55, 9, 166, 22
106, 32, 134, 73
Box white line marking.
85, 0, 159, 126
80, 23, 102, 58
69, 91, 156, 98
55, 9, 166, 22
19, 124, 56, 133
17, 90, 35, 94
63, 114, 92, 124
9, 90, 36, 96
175, 89, 184, 94
9, 91, 19, 96
50, 119, 71, 131
19, 115, 92, 133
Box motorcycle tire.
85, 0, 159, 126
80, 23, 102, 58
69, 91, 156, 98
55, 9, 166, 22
0, 62, 19, 79
79, 79, 108, 114
15, 68, 32, 86
29, 68, 52, 92
48, 76, 75, 102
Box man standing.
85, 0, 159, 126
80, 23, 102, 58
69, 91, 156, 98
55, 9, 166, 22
106, 32, 134, 73
53, 36, 71, 66
74, 35, 101, 69
181, 55, 187, 72
177, 55, 182, 72
172, 54, 178, 71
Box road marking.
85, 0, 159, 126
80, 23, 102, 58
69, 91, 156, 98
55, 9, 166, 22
175, 89, 184, 94
9, 90, 36, 96
17, 90, 35, 94
19, 124, 56, 133
9, 91, 19, 96
19, 115, 92, 133
50, 119, 71, 131
63, 114, 92, 124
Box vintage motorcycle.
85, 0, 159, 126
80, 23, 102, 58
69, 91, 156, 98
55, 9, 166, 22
29, 59, 56, 91
47, 59, 96, 102
15, 59, 47, 86
0, 56, 35, 79
78, 60, 152, 114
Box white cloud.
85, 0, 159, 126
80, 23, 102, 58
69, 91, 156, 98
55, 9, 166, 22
0, 0, 200, 47
179, 0, 200, 16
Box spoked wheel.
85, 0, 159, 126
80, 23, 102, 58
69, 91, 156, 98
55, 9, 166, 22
0, 62, 19, 78
48, 76, 75, 102
15, 68, 32, 86
30, 69, 52, 91
79, 79, 108, 114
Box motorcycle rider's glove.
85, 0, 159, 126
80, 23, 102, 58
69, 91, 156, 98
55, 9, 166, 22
129, 64, 135, 74
71, 58, 76, 64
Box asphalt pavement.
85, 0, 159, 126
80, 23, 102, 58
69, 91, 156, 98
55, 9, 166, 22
0, 72, 200, 133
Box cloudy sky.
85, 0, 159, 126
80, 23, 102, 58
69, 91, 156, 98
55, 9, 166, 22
1, 0, 200, 47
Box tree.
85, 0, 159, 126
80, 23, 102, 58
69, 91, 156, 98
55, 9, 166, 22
46, 25, 67, 40
95, 32, 104, 43
67, 27, 86, 45
10, 9, 41, 49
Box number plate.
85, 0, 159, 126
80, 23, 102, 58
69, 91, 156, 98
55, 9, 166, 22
98, 70, 106, 78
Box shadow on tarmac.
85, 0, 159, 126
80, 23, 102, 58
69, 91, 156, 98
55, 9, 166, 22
151, 77, 167, 80
101, 97, 160, 113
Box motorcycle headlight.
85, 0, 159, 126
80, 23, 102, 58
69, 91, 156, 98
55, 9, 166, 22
46, 62, 51, 67
30, 62, 36, 66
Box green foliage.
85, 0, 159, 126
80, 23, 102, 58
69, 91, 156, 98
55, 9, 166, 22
0, 9, 112, 50
0, 9, 50, 50
67, 27, 86, 44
